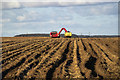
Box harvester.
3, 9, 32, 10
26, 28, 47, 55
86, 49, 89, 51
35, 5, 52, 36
50, 28, 72, 38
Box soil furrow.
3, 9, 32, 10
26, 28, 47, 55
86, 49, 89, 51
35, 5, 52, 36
2, 38, 49, 53
2, 41, 33, 53
1, 40, 48, 66
77, 39, 91, 78
94, 42, 118, 62
85, 56, 97, 77
3, 40, 60, 73
68, 40, 83, 78
2, 57, 26, 78
52, 40, 74, 79
12, 40, 61, 78
2, 40, 45, 57
81, 39, 87, 51
46, 41, 71, 80
2, 40, 53, 72
1, 37, 120, 79
14, 40, 65, 79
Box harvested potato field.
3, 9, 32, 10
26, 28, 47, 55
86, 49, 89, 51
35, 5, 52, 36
1, 37, 120, 79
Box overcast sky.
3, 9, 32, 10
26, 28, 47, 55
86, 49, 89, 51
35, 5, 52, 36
0, 0, 119, 37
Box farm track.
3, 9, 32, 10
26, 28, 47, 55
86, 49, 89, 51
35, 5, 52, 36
1, 37, 120, 79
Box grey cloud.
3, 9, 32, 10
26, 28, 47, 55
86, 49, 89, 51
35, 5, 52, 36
2, 2, 91, 10
69, 2, 118, 16
1, 2, 21, 9
2, 7, 73, 23
1, 1, 119, 10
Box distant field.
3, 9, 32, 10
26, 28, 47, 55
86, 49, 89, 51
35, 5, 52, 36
1, 37, 120, 79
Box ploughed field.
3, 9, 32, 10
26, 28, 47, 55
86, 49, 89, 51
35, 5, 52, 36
1, 37, 120, 79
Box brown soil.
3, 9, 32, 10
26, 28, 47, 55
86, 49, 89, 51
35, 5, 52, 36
1, 37, 120, 79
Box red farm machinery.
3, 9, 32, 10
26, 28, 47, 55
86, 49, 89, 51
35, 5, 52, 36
50, 28, 72, 38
